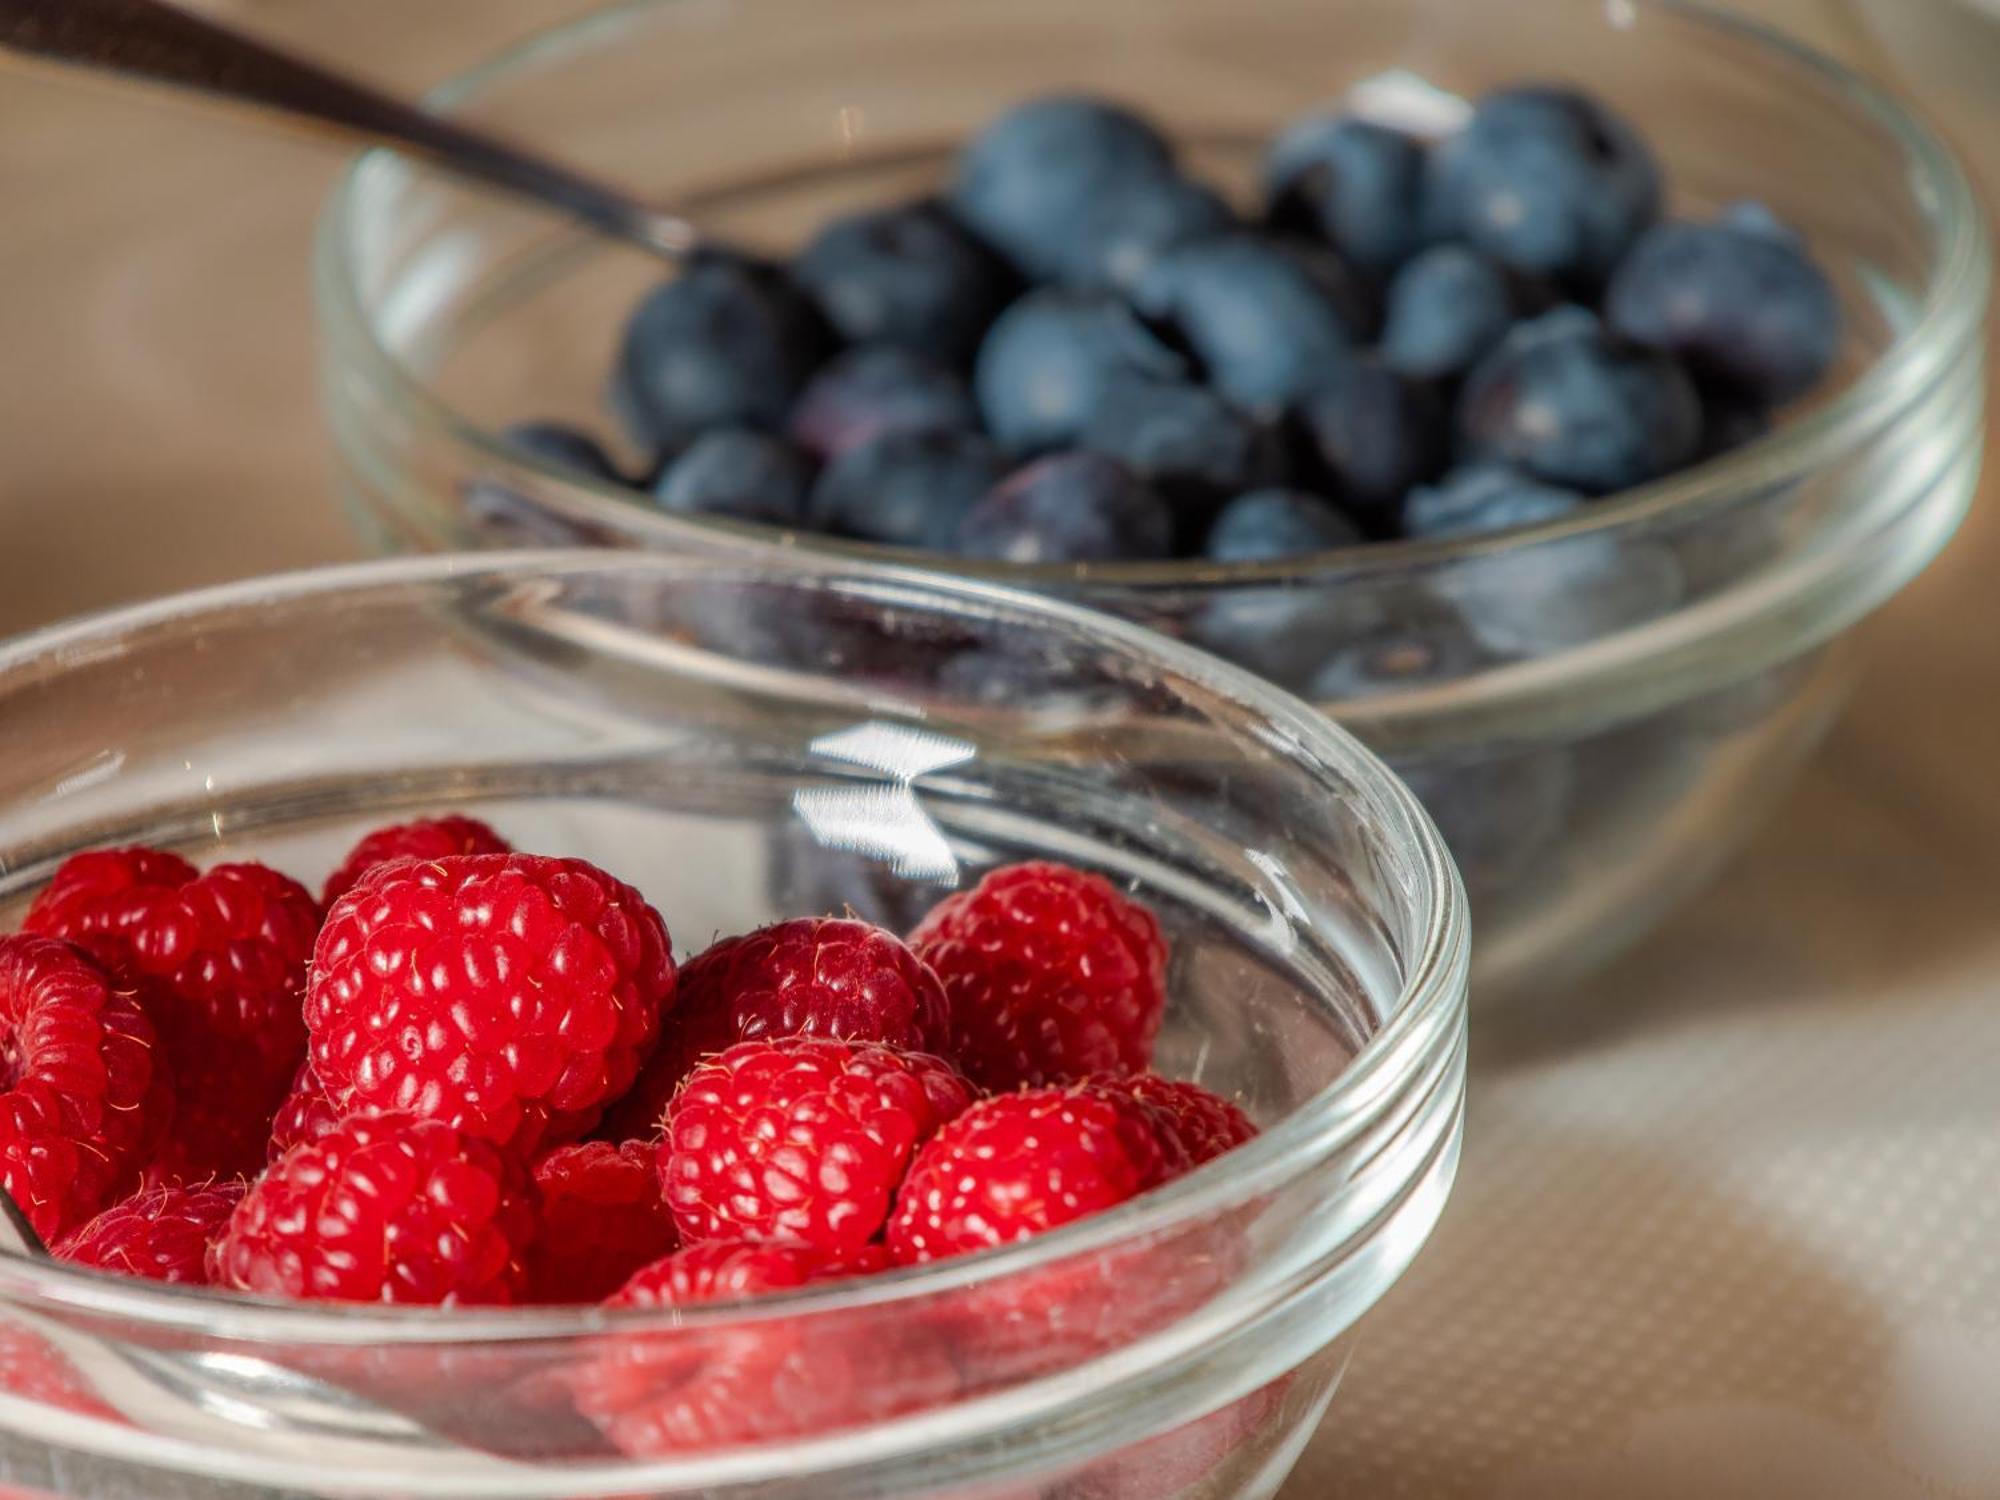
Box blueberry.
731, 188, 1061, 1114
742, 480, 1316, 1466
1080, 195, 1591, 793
1133, 234, 1367, 415
502, 421, 623, 482
1080, 378, 1284, 529
1457, 307, 1700, 494
652, 429, 811, 526
1604, 209, 1840, 405
950, 95, 1176, 279
1308, 603, 1495, 700
792, 200, 1013, 366
1398, 747, 1574, 894
787, 347, 977, 462
1402, 463, 1584, 539
1441, 531, 1685, 656
1293, 360, 1447, 525
1264, 114, 1427, 274
956, 452, 1172, 564
1697, 391, 1773, 460
1190, 490, 1368, 691
1379, 245, 1516, 382
809, 428, 1005, 549
1204, 488, 1360, 561
1057, 173, 1237, 293
1424, 85, 1660, 284
610, 252, 830, 450
974, 289, 1186, 454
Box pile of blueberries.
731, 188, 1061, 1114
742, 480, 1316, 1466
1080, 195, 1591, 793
512, 83, 1838, 581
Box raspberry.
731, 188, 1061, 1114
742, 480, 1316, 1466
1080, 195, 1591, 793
24, 848, 320, 1181
0, 1323, 118, 1422
53, 1179, 244, 1285
266, 1060, 342, 1160
598, 917, 950, 1142
212, 1113, 538, 1305
886, 1083, 1169, 1265
1097, 1074, 1257, 1168
320, 815, 512, 907
306, 853, 676, 1154
0, 935, 171, 1240
1066, 1378, 1289, 1498
575, 1240, 953, 1456
662, 1037, 975, 1254
530, 1140, 679, 1303
910, 862, 1168, 1091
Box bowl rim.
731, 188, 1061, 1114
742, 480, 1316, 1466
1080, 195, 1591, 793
0, 548, 1470, 1347
313, 0, 1991, 592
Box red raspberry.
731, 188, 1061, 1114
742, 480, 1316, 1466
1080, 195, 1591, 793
53, 1179, 244, 1285
212, 1113, 538, 1305
886, 1083, 1169, 1265
662, 1037, 975, 1254
1097, 1074, 1257, 1168
24, 847, 320, 1181
319, 815, 512, 907
530, 1140, 679, 1303
266, 1060, 343, 1160
607, 1240, 880, 1309
306, 853, 676, 1154
910, 862, 1168, 1091
598, 917, 950, 1142
0, 935, 171, 1240
575, 1240, 953, 1456
0, 1323, 118, 1422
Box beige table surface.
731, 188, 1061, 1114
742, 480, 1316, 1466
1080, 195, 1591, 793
4, 3, 1998, 1496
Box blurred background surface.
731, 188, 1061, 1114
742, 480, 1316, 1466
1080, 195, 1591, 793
2, 2, 1997, 1496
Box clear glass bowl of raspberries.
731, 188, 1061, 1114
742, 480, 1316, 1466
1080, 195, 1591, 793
315, 0, 1989, 1005
0, 551, 1468, 1498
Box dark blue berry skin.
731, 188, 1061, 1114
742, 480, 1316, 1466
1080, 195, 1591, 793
1379, 245, 1517, 383
1604, 208, 1840, 405
1442, 532, 1685, 657
1307, 604, 1495, 701
1204, 488, 1361, 561
787, 347, 976, 462
792, 200, 1014, 367
974, 289, 1187, 454
652, 429, 812, 526
610, 252, 831, 450
1402, 463, 1584, 539
504, 421, 623, 482
950, 95, 1175, 279
808, 428, 1005, 549
1263, 115, 1428, 275
1457, 307, 1701, 494
1293, 361, 1447, 527
1697, 391, 1773, 461
1056, 173, 1237, 294
956, 452, 1173, 564
1190, 489, 1366, 690
1424, 86, 1661, 285
1132, 234, 1366, 416
1080, 378, 1284, 532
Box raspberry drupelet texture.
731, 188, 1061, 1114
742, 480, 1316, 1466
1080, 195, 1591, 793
266, 1060, 342, 1161
886, 1082, 1171, 1265
574, 1239, 952, 1457
661, 1036, 976, 1254
24, 848, 320, 1182
598, 917, 950, 1142
531, 1140, 680, 1303
1098, 1074, 1258, 1169
0, 935, 172, 1240
320, 815, 513, 907
910, 861, 1169, 1091
212, 1113, 539, 1305
306, 853, 676, 1154
54, 1179, 245, 1285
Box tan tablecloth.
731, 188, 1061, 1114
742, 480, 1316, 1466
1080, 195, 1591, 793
2, 3, 1996, 1496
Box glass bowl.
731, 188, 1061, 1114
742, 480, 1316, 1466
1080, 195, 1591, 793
0, 551, 1467, 1500
315, 0, 1989, 1001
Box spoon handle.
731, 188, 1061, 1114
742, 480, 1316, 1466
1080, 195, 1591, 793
0, 0, 696, 257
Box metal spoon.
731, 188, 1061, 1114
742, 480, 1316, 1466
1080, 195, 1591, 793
0, 0, 698, 259
0, 1185, 533, 1477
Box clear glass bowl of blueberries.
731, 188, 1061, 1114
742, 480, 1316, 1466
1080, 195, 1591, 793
317, 0, 1990, 1000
